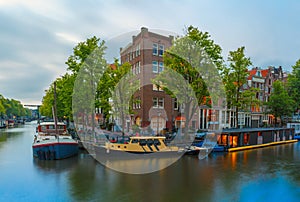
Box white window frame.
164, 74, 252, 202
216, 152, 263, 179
153, 43, 158, 55
159, 44, 164, 56
159, 62, 164, 73
152, 61, 158, 73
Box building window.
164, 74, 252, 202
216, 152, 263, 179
136, 44, 140, 56
159, 44, 164, 56
153, 43, 158, 55
174, 98, 178, 110
153, 97, 164, 108
152, 61, 158, 73
153, 84, 163, 91
137, 97, 141, 109
159, 62, 164, 73
158, 98, 164, 108
136, 61, 140, 74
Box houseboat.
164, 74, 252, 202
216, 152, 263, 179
215, 127, 296, 152
32, 122, 79, 160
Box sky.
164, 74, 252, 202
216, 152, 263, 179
0, 0, 300, 105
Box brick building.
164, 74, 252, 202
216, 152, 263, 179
246, 66, 284, 127
120, 27, 179, 133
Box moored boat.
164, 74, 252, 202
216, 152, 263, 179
94, 136, 185, 162
32, 122, 79, 160
294, 133, 300, 141
0, 119, 6, 129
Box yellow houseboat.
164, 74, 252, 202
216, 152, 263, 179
94, 136, 186, 163
104, 136, 181, 153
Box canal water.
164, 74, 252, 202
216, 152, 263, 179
1, 123, 300, 202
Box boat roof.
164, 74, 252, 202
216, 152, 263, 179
39, 122, 65, 126
130, 136, 166, 140
219, 127, 293, 134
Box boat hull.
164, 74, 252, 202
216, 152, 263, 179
93, 144, 184, 174
94, 144, 184, 161
32, 141, 78, 160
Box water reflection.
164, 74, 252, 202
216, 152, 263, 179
1, 125, 300, 202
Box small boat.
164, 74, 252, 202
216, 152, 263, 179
294, 133, 300, 141
32, 82, 78, 160
32, 122, 79, 160
94, 136, 185, 161
0, 119, 6, 129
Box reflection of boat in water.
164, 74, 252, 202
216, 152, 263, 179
32, 122, 79, 160
94, 136, 185, 174
33, 152, 79, 172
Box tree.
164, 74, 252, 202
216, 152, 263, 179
154, 25, 225, 133
223, 46, 252, 128
287, 59, 300, 111
0, 95, 30, 118
96, 60, 138, 131
0, 95, 5, 116
40, 73, 76, 120
267, 80, 295, 126
66, 36, 103, 74
41, 36, 106, 122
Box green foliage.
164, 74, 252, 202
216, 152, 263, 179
267, 80, 295, 125
41, 36, 107, 121
287, 59, 300, 111
40, 74, 75, 120
0, 94, 31, 118
96, 60, 137, 128
66, 36, 103, 74
222, 46, 253, 128
154, 25, 224, 133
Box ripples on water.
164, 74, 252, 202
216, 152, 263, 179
1, 124, 300, 202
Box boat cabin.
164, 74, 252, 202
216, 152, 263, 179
105, 136, 177, 153
216, 127, 295, 150
37, 122, 67, 135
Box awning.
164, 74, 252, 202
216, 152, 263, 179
175, 116, 186, 121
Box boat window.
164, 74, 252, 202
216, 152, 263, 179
153, 139, 161, 145
147, 139, 154, 145
131, 139, 139, 144
139, 139, 147, 146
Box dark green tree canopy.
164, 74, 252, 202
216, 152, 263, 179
221, 46, 254, 128
267, 80, 295, 125
0, 94, 31, 118
287, 59, 300, 111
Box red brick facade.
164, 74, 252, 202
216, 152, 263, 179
120, 27, 178, 133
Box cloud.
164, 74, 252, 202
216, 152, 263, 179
1, 0, 300, 105
55, 32, 83, 44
